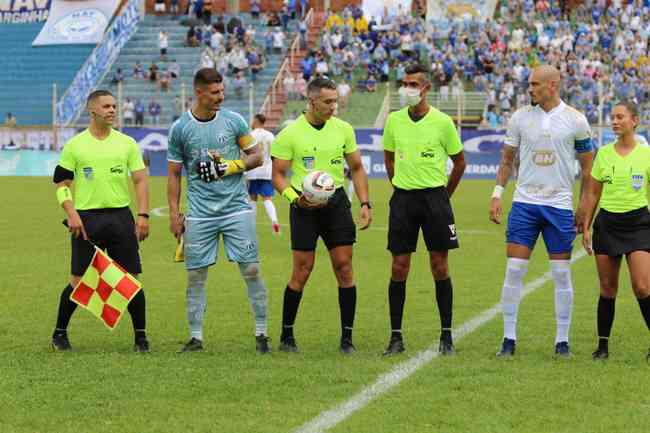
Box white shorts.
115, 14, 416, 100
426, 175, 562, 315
154, 3, 166, 12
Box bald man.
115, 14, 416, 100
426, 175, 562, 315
489, 65, 594, 357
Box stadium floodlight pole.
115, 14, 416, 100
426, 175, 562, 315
181, 82, 186, 113
117, 81, 123, 131
597, 81, 603, 147
52, 82, 57, 150
249, 83, 254, 126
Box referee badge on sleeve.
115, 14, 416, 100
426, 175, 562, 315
631, 174, 644, 191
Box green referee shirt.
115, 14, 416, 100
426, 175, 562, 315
271, 114, 357, 190
58, 129, 145, 210
591, 141, 650, 213
383, 106, 463, 190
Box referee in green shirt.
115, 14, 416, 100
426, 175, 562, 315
579, 101, 650, 362
382, 64, 466, 356
271, 77, 371, 354
51, 90, 150, 352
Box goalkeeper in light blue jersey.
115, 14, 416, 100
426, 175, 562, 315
167, 68, 271, 354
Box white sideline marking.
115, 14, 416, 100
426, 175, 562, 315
150, 206, 492, 235
293, 249, 588, 433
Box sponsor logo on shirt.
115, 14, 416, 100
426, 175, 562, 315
420, 150, 435, 158
110, 164, 124, 174
532, 150, 556, 166
330, 156, 343, 165
83, 167, 94, 180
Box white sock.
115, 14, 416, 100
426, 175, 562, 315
250, 199, 257, 216
263, 199, 278, 224
501, 258, 529, 341
551, 260, 573, 344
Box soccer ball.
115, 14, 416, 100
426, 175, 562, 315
302, 171, 336, 204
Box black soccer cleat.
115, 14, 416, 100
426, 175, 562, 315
496, 338, 516, 357
592, 348, 609, 360
278, 336, 299, 353
255, 335, 271, 354
134, 337, 150, 353
179, 337, 204, 353
438, 338, 456, 356
51, 332, 72, 352
340, 338, 356, 355
382, 335, 405, 356
555, 341, 571, 357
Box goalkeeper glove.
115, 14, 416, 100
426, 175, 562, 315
196, 157, 245, 182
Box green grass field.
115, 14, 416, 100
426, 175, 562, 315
2, 177, 649, 433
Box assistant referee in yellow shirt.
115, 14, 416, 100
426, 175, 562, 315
382, 64, 466, 356
51, 90, 150, 353
579, 101, 650, 362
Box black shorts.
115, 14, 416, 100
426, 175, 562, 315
592, 207, 650, 257
71, 207, 142, 276
388, 186, 459, 255
290, 188, 356, 251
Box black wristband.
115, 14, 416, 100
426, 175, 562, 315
360, 202, 372, 209
138, 213, 150, 219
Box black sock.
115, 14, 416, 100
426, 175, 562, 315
54, 284, 77, 335
388, 280, 406, 339
638, 295, 650, 332
597, 296, 616, 346
127, 290, 146, 339
338, 286, 356, 340
435, 278, 453, 342
281, 286, 303, 340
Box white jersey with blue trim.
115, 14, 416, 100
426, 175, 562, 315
505, 101, 593, 210
245, 128, 275, 180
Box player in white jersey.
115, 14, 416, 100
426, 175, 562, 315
489, 65, 594, 357
245, 114, 280, 234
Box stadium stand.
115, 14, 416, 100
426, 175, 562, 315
0, 23, 94, 125
281, 0, 649, 128
77, 12, 292, 127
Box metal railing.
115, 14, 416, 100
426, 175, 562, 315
259, 8, 315, 119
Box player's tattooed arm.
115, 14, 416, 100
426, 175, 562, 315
489, 145, 517, 224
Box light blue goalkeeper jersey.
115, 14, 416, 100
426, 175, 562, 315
167, 109, 254, 219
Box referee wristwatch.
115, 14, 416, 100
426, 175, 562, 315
360, 202, 372, 209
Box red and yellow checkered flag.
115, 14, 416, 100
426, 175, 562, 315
69, 247, 141, 330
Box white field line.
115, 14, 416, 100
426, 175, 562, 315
292, 249, 588, 433
150, 206, 492, 235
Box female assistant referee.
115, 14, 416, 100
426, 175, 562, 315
580, 101, 650, 361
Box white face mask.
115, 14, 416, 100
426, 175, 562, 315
404, 87, 422, 107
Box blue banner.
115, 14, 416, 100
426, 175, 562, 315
6, 127, 648, 178
0, 0, 50, 24
56, 0, 140, 126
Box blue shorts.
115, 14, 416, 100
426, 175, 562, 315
183, 211, 259, 269
248, 179, 274, 197
506, 202, 576, 254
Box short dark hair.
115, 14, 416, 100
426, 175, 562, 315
254, 113, 266, 124
307, 76, 337, 97
87, 90, 113, 105
404, 63, 429, 76
194, 68, 223, 88
614, 100, 638, 117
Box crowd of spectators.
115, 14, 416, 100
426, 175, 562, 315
303, 0, 649, 128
